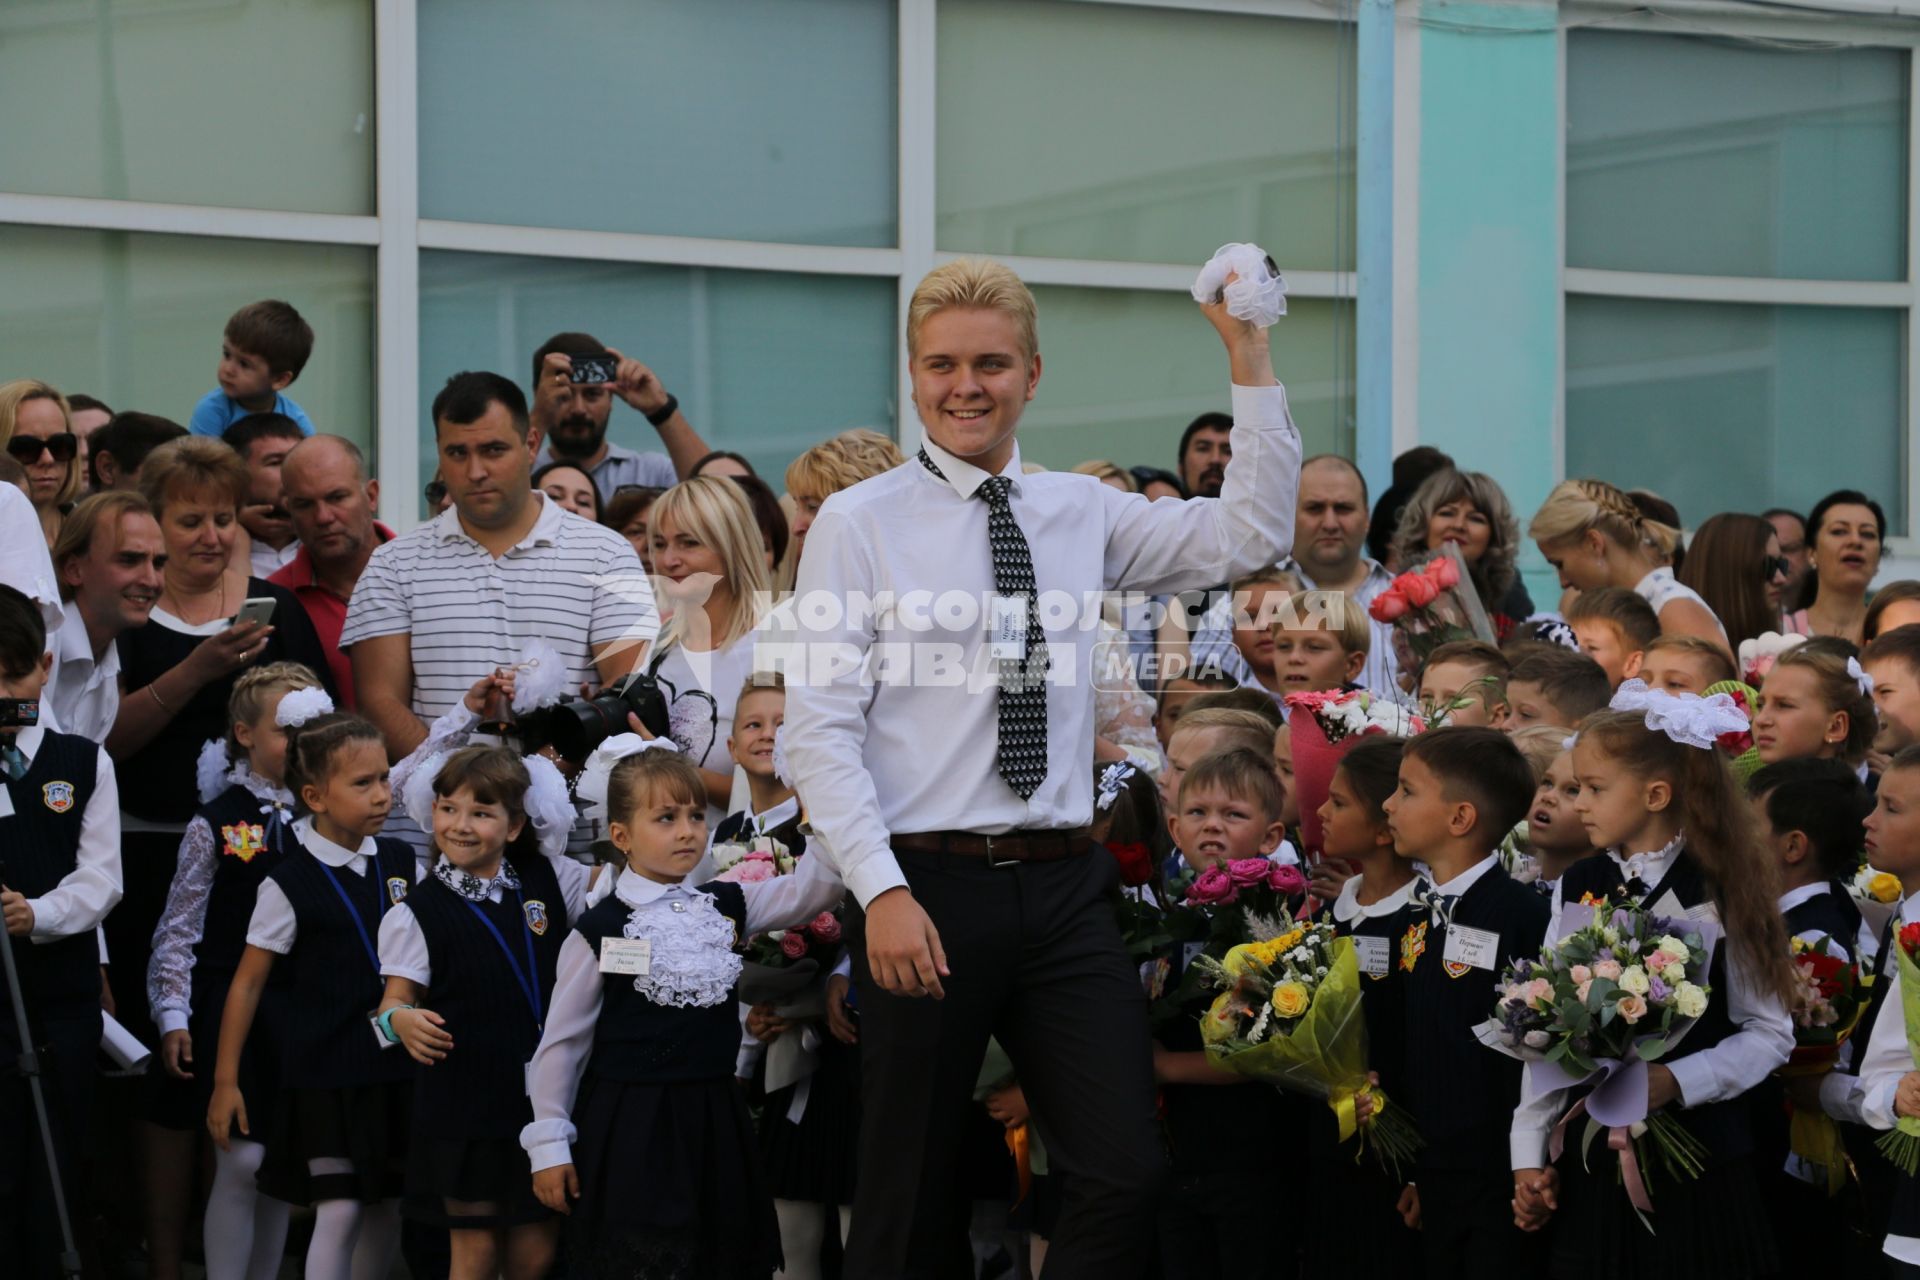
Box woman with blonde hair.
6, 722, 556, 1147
1387, 466, 1532, 632
646, 474, 776, 821
1070, 459, 1138, 492
0, 378, 84, 545
1528, 476, 1729, 653
784, 428, 905, 565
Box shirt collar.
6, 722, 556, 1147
750, 795, 801, 835
1779, 881, 1833, 913
918, 433, 1024, 502
282, 523, 395, 591
1607, 830, 1686, 885
539, 439, 637, 475
1422, 851, 1500, 898
54, 608, 99, 666
231, 762, 294, 810
9, 725, 45, 766
613, 866, 700, 910
1331, 874, 1416, 923
438, 490, 564, 550
293, 815, 375, 868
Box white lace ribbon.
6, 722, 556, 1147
1608, 679, 1748, 750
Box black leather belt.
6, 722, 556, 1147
892, 829, 1094, 866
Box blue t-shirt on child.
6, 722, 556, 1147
188, 389, 317, 438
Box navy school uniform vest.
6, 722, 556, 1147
407, 851, 568, 1139
571, 880, 748, 1086
1403, 863, 1550, 1171
1332, 902, 1412, 1097
1559, 850, 1749, 1157
268, 836, 416, 1089
190, 785, 296, 989
1782, 883, 1863, 960
1, 732, 99, 1010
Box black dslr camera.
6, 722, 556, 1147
488, 672, 671, 762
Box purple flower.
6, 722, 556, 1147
1648, 976, 1671, 1003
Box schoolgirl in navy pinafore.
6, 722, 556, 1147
254, 820, 418, 1205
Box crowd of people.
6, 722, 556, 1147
2, 257, 1919, 1280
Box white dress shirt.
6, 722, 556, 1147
1511, 841, 1794, 1169
377, 853, 594, 985
249, 540, 301, 580
246, 818, 419, 953
782, 382, 1301, 907
520, 851, 846, 1171
42, 607, 121, 744
1779, 881, 1851, 961
4, 726, 122, 941
0, 483, 62, 635
1414, 852, 1501, 924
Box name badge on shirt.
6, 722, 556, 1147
988, 594, 1029, 662
599, 937, 651, 977
1442, 925, 1500, 976
1355, 935, 1391, 979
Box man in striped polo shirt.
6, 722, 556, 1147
342, 371, 658, 856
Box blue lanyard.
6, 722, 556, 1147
463, 889, 543, 1030
321, 857, 387, 978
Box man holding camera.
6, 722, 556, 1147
343, 371, 657, 854
528, 331, 713, 500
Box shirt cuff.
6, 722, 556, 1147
521, 1121, 577, 1173
1228, 382, 1295, 431
1818, 1071, 1865, 1126
1510, 1127, 1552, 1171
1665, 1053, 1718, 1109
379, 962, 432, 985
846, 852, 909, 911
26, 898, 66, 943
157, 1009, 191, 1036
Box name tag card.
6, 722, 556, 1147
599, 937, 651, 977
1355, 935, 1390, 977
1443, 925, 1500, 972
988, 594, 1029, 662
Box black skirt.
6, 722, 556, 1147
147, 972, 284, 1132
404, 1131, 551, 1230
1549, 1139, 1778, 1279
758, 1033, 860, 1205
569, 1073, 781, 1280
1300, 1103, 1418, 1279
256, 1079, 412, 1206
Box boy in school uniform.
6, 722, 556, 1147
1378, 726, 1548, 1275
0, 584, 124, 1278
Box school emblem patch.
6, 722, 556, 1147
41, 781, 74, 813
524, 899, 549, 936
221, 823, 266, 862
1399, 921, 1427, 972
1443, 958, 1473, 980
386, 876, 410, 905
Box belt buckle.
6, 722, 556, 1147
984, 835, 1019, 869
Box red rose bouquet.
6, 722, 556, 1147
1368, 544, 1497, 673
1780, 936, 1868, 1193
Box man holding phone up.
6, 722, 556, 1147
527, 331, 715, 501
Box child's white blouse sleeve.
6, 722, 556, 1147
1509, 1062, 1569, 1170
521, 931, 604, 1172
1828, 964, 1911, 1130
148, 816, 219, 1034
1663, 941, 1793, 1108
244, 879, 299, 955
549, 854, 595, 924
377, 902, 431, 985
741, 841, 846, 936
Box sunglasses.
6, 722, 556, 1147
6, 432, 77, 465
1762, 554, 1792, 580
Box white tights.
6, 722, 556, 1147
202, 1140, 290, 1280
772, 1199, 853, 1280
304, 1159, 401, 1280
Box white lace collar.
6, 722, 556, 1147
293, 816, 375, 870
231, 762, 294, 810
1606, 830, 1686, 886
613, 867, 740, 1009
1332, 873, 1416, 924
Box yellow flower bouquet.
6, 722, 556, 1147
1193, 917, 1422, 1177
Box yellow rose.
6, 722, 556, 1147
1222, 944, 1262, 978
1202, 995, 1239, 1044
1871, 872, 1903, 905
1271, 982, 1311, 1019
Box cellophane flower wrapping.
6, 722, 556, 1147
1368, 544, 1498, 674
1878, 923, 1920, 1174
1285, 690, 1424, 862
1196, 922, 1422, 1177
1782, 936, 1867, 1193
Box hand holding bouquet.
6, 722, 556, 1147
1781, 936, 1867, 1193
1194, 912, 1422, 1177
1480, 893, 1719, 1227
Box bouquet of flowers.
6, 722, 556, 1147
1194, 913, 1423, 1176
1700, 680, 1763, 781
1879, 922, 1920, 1174
1780, 937, 1868, 1192
1480, 892, 1720, 1227
1130, 857, 1309, 1016
1367, 544, 1497, 672
1286, 689, 1425, 864
712, 835, 796, 884
1848, 860, 1904, 945
1738, 631, 1807, 687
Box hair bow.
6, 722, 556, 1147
575, 734, 684, 821
196, 738, 233, 805
1848, 656, 1875, 701
1096, 760, 1139, 812
1608, 678, 1749, 750
771, 723, 794, 789
402, 749, 455, 834
1190, 243, 1288, 328
403, 747, 580, 862
274, 686, 335, 729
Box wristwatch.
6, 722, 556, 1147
376, 1005, 414, 1045
644, 393, 679, 427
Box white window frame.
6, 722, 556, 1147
1557, 0, 1920, 556
0, 0, 1355, 530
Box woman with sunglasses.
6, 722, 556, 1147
0, 379, 85, 546
1677, 512, 1801, 651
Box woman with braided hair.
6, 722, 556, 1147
1529, 477, 1731, 656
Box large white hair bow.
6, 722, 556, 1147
1848, 656, 1876, 700
574, 734, 685, 821
196, 738, 233, 804
1608, 678, 1749, 750
402, 746, 583, 861
1190, 243, 1288, 328
275, 687, 335, 729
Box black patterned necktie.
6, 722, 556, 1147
919, 451, 1049, 799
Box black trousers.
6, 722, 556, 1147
1417, 1167, 1543, 1279
844, 847, 1163, 1280
0, 998, 100, 1279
